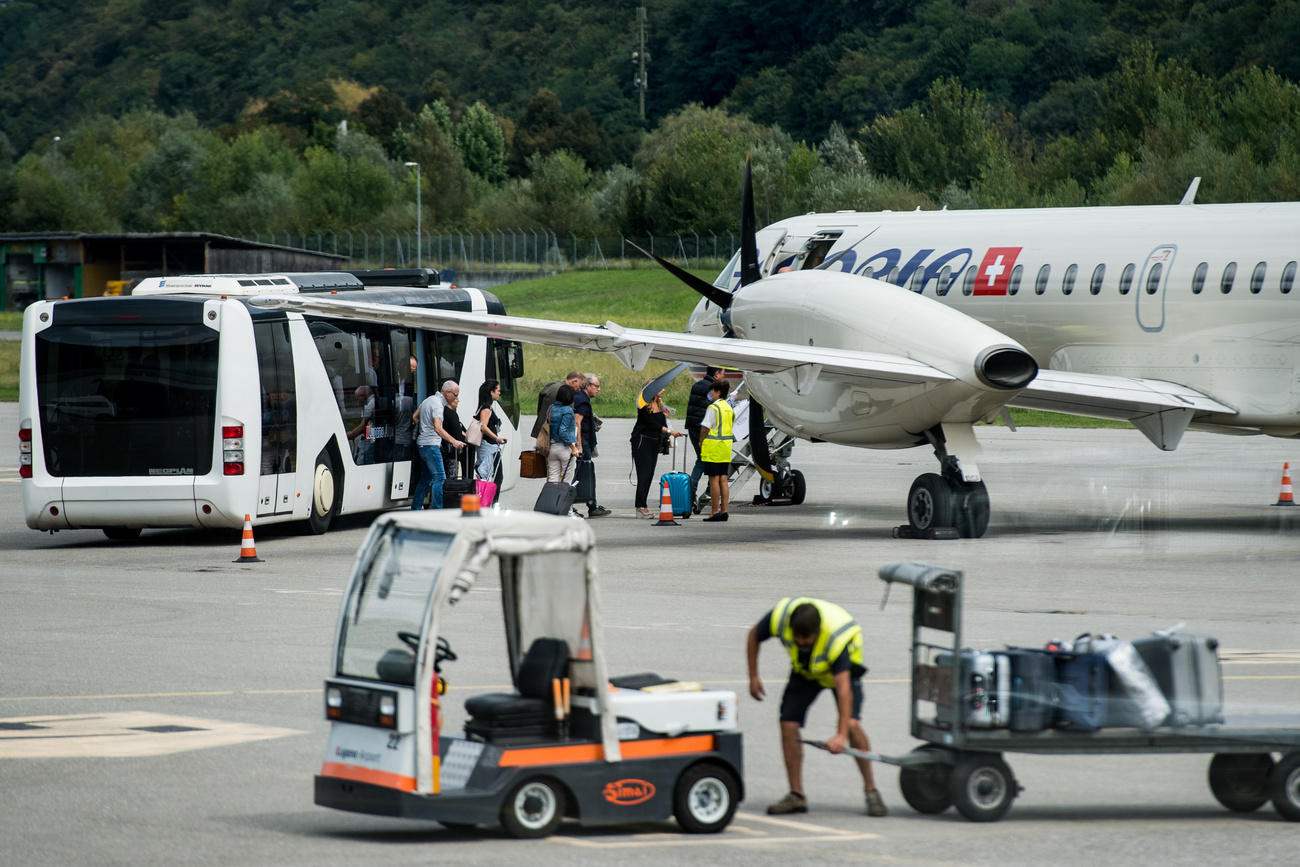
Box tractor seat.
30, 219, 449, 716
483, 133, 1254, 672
464, 637, 569, 740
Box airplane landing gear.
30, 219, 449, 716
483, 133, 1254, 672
901, 427, 989, 539
756, 461, 806, 506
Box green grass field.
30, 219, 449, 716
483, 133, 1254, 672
0, 275, 1125, 428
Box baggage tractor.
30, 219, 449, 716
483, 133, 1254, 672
935, 650, 1012, 728
1004, 647, 1056, 732
660, 441, 691, 519
1131, 632, 1224, 726
1052, 650, 1108, 732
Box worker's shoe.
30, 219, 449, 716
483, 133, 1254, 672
766, 791, 808, 815
865, 788, 887, 817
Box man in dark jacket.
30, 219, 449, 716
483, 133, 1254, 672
572, 373, 611, 518
686, 367, 722, 510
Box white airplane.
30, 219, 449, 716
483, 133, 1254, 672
252, 168, 1297, 537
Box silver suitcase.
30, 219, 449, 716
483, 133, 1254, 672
1131, 632, 1224, 726
936, 650, 1012, 728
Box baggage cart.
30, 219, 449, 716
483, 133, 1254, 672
876, 561, 1300, 822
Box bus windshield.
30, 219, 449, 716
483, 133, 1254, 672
35, 324, 219, 477
338, 527, 455, 683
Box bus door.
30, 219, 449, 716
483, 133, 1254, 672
254, 320, 298, 516
388, 329, 416, 500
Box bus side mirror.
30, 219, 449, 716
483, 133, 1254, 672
508, 341, 524, 379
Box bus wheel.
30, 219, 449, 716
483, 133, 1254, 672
102, 527, 142, 542
308, 452, 337, 534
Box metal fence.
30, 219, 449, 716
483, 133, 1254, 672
239, 229, 740, 275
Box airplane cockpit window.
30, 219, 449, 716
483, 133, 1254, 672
1221, 262, 1237, 294
1035, 264, 1050, 295
1061, 264, 1078, 295
962, 266, 977, 296
1146, 262, 1164, 294
1192, 262, 1209, 294
1089, 264, 1105, 295
801, 235, 839, 270
713, 250, 741, 291
1118, 264, 1136, 295
1281, 261, 1296, 294
1008, 265, 1023, 295
1251, 262, 1267, 294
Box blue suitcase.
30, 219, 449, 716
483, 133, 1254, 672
1052, 650, 1108, 732
659, 441, 691, 518
1004, 647, 1057, 732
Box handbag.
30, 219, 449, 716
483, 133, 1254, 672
475, 477, 498, 507
534, 419, 551, 454
465, 418, 483, 446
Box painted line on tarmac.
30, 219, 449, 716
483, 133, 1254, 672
548, 811, 879, 849
0, 711, 304, 758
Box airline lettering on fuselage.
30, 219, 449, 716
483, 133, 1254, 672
824, 247, 974, 294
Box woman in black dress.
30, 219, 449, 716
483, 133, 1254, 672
629, 387, 684, 515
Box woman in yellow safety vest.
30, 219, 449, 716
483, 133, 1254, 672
699, 380, 735, 522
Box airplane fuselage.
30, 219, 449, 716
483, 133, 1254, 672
695, 202, 1300, 443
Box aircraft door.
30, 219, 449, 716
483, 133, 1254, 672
1136, 245, 1176, 332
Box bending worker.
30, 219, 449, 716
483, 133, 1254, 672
746, 597, 887, 817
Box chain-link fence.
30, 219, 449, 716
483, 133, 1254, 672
239, 229, 740, 277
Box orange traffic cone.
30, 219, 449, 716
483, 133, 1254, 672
1275, 462, 1295, 506
654, 478, 679, 526
575, 616, 593, 661
233, 514, 264, 562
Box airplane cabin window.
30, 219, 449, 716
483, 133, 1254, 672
1035, 264, 1050, 295
1192, 262, 1208, 294
1146, 262, 1163, 294
861, 267, 875, 278
1250, 262, 1266, 294
1090, 264, 1105, 295
1118, 263, 1135, 295
1282, 261, 1297, 294
887, 267, 900, 285
1008, 264, 1023, 295
908, 269, 926, 292
936, 266, 952, 296
962, 266, 976, 295
1221, 262, 1237, 294
1062, 264, 1078, 295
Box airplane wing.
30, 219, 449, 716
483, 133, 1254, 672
1009, 370, 1238, 450
250, 294, 952, 390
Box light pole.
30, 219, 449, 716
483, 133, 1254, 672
404, 161, 421, 269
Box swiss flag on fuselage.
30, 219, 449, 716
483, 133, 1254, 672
974, 247, 1023, 296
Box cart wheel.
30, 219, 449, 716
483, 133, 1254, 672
950, 754, 1017, 822
899, 746, 953, 814
1208, 753, 1275, 812
674, 762, 739, 833
500, 777, 565, 838
1269, 751, 1300, 821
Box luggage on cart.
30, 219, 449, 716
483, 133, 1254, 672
1052, 650, 1108, 732
1004, 647, 1057, 732
1073, 633, 1171, 729
935, 650, 1012, 728
660, 441, 691, 519
1132, 632, 1224, 726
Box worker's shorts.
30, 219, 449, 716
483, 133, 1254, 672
779, 673, 863, 726
702, 460, 729, 477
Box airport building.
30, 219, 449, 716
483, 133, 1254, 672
0, 232, 346, 310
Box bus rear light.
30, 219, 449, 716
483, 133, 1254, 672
222, 424, 245, 475
18, 426, 32, 478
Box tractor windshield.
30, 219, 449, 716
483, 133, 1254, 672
337, 527, 454, 682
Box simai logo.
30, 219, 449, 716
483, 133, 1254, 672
602, 778, 656, 806
974, 247, 1023, 295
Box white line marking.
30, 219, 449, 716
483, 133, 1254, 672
0, 711, 304, 759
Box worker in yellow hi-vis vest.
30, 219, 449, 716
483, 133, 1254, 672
698, 379, 734, 522
746, 596, 887, 818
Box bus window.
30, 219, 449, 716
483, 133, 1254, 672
432, 332, 468, 386
35, 322, 219, 477
392, 330, 416, 462
254, 321, 297, 475
490, 338, 521, 426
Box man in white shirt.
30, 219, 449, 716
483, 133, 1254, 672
411, 380, 464, 509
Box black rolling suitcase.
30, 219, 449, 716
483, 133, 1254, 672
1004, 647, 1057, 732
442, 449, 476, 508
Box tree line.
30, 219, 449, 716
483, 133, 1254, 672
2, 44, 1299, 241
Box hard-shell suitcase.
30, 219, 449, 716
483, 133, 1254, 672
1131, 632, 1224, 726
533, 481, 576, 515
935, 650, 1012, 728
574, 457, 596, 503
1004, 647, 1057, 732
659, 441, 691, 518
1051, 650, 1108, 732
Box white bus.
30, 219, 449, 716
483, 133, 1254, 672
18, 270, 524, 539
